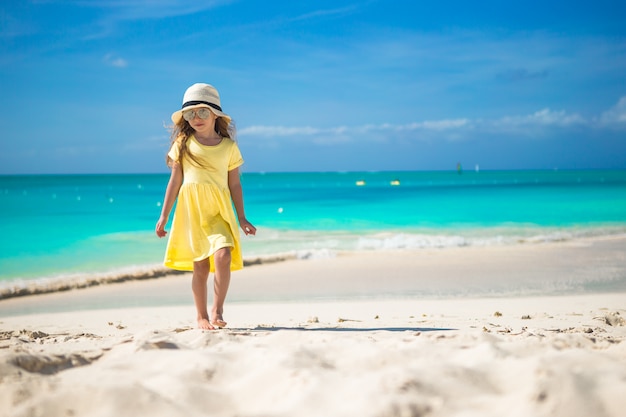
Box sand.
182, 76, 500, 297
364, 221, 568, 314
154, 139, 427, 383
1, 238, 626, 417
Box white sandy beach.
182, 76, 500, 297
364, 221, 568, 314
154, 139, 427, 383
1, 237, 626, 417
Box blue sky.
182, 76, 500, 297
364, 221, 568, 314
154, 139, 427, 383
1, 0, 625, 174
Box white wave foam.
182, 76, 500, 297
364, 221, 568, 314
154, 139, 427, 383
357, 233, 469, 250
353, 227, 626, 251
3, 226, 625, 299
296, 249, 337, 260
240, 225, 626, 258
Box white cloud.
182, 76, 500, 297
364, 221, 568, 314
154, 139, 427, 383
239, 119, 471, 138
491, 109, 586, 128
239, 126, 321, 137
39, 0, 233, 21
288, 5, 359, 23
239, 99, 626, 143
600, 96, 626, 126
33, 0, 234, 41
409, 119, 472, 131
103, 53, 128, 68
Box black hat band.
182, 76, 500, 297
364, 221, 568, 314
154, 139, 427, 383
182, 100, 222, 112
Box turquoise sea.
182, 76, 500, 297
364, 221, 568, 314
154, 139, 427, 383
1, 170, 626, 295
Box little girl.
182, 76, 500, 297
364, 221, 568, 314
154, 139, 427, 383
156, 83, 256, 330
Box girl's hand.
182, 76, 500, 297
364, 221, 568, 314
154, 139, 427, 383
156, 218, 168, 238
240, 219, 257, 236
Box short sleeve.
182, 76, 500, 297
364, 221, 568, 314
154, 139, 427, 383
167, 139, 182, 163
228, 142, 244, 171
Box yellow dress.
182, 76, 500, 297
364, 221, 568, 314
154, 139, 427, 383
164, 135, 244, 272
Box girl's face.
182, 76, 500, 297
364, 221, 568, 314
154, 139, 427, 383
184, 107, 217, 136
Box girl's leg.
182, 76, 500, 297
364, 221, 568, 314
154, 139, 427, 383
211, 247, 232, 327
192, 258, 214, 330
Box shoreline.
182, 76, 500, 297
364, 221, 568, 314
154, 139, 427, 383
2, 228, 625, 300
0, 253, 299, 301
1, 234, 625, 317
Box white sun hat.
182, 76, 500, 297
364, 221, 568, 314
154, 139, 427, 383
171, 83, 231, 124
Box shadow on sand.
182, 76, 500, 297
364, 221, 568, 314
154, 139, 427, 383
248, 326, 456, 333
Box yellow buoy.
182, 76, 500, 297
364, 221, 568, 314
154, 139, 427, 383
356, 180, 366, 186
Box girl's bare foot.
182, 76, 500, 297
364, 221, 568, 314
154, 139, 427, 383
211, 314, 227, 328
197, 318, 215, 330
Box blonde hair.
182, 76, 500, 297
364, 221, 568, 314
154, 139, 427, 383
166, 114, 237, 169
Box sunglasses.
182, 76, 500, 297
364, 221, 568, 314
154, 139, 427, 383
182, 108, 213, 121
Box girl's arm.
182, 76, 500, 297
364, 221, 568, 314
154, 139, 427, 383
155, 162, 183, 237
228, 167, 256, 236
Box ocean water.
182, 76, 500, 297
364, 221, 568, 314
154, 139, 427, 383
1, 170, 626, 294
